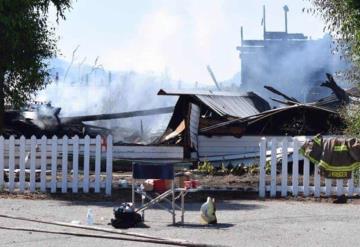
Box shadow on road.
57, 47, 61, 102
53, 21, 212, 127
60, 200, 265, 213
181, 201, 265, 211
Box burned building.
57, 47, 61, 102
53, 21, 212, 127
156, 83, 349, 163
237, 6, 348, 102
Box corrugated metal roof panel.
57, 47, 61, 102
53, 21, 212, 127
195, 95, 260, 118
158, 88, 271, 118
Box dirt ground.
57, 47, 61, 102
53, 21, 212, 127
113, 171, 259, 190
0, 169, 355, 203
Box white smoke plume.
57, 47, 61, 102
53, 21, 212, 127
239, 34, 350, 104
36, 58, 194, 143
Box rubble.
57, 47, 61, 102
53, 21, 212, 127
2, 103, 173, 139
155, 74, 359, 161
1, 72, 357, 164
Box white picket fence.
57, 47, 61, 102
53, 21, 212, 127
259, 136, 358, 198
0, 135, 113, 195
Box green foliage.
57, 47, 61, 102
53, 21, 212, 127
197, 161, 269, 176
353, 168, 360, 187
230, 164, 247, 176
0, 0, 71, 111
198, 160, 215, 175
228, 163, 269, 176
342, 104, 360, 137
308, 0, 360, 134
220, 163, 229, 174
265, 162, 271, 175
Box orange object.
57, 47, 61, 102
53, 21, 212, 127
153, 179, 171, 193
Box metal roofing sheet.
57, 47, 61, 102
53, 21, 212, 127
195, 95, 260, 118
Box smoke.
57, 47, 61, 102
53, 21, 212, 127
239, 34, 350, 104
35, 33, 348, 143
36, 58, 197, 143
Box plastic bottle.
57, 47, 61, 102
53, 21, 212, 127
86, 208, 94, 225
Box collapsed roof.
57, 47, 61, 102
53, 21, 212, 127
200, 104, 343, 136
157, 75, 356, 147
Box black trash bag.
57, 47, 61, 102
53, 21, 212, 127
111, 203, 142, 229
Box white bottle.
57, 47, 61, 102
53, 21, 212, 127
86, 208, 94, 225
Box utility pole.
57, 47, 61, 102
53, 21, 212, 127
240, 26, 244, 45
283, 5, 289, 34
262, 5, 266, 39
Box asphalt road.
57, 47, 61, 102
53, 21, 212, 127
1, 197, 360, 246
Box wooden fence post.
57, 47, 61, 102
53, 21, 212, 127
72, 136, 79, 193
325, 178, 332, 197
292, 138, 299, 196
40, 136, 47, 192
259, 137, 266, 198
348, 173, 354, 197
61, 136, 68, 193
30, 136, 36, 192
19, 136, 26, 192
94, 135, 101, 193
303, 157, 310, 197
270, 138, 277, 197
83, 135, 90, 193
8, 136, 15, 192
314, 164, 320, 197
51, 136, 58, 193
105, 135, 113, 196
281, 138, 288, 197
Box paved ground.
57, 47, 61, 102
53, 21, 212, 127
1, 197, 360, 246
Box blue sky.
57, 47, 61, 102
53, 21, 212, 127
50, 0, 326, 84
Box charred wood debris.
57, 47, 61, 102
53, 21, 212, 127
158, 74, 360, 146
3, 103, 174, 143
3, 74, 359, 145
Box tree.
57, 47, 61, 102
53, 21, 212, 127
308, 0, 360, 136
0, 0, 71, 132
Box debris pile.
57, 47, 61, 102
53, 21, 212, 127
159, 74, 357, 143
2, 103, 173, 140
154, 74, 359, 161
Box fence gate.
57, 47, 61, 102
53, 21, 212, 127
259, 136, 358, 198
0, 135, 113, 195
